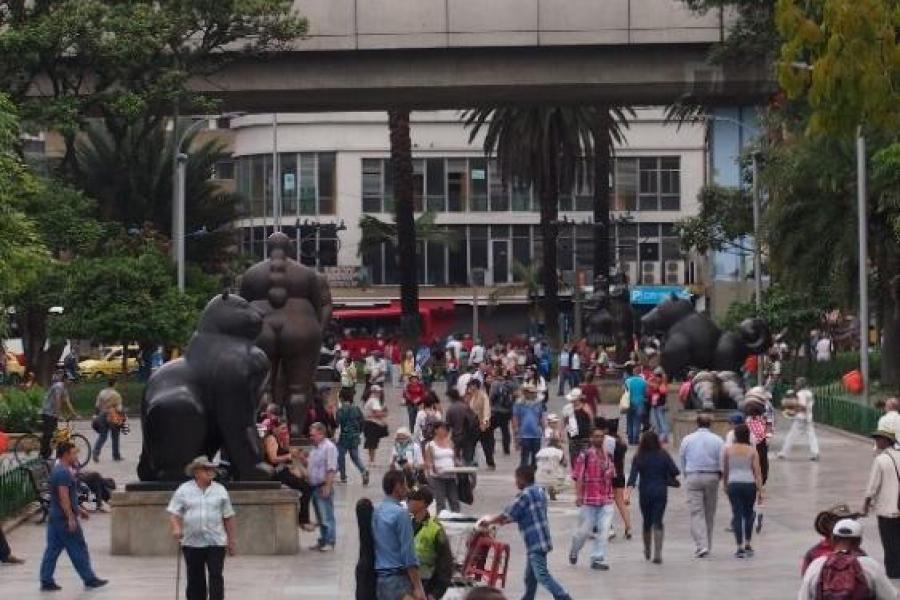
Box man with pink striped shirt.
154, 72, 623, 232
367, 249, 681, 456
569, 428, 617, 571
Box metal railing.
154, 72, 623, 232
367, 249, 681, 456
812, 386, 880, 436
0, 456, 39, 520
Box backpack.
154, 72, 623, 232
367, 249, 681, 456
491, 382, 515, 414
817, 553, 873, 600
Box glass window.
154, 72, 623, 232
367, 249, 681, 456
558, 225, 575, 272
318, 153, 336, 215
413, 159, 425, 213
426, 158, 445, 212
639, 223, 660, 238
363, 244, 384, 285
427, 241, 446, 285
280, 153, 297, 217
558, 190, 573, 212
362, 159, 383, 213
383, 159, 394, 213
511, 178, 531, 212
660, 156, 680, 211
640, 241, 660, 262
384, 242, 399, 284
614, 158, 637, 211
299, 225, 316, 267
469, 158, 488, 212
576, 225, 593, 272
299, 154, 317, 215
470, 225, 488, 271
214, 159, 235, 180
618, 223, 638, 262
490, 225, 510, 239
448, 227, 468, 285
662, 238, 681, 262
574, 172, 593, 212
250, 156, 266, 218
488, 159, 509, 211
512, 226, 531, 278
447, 159, 467, 212
416, 240, 426, 285
639, 157, 659, 211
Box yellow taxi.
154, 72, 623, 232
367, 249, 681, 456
78, 345, 140, 378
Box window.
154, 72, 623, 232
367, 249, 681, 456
362, 159, 384, 213
214, 159, 235, 180
574, 172, 593, 212
299, 154, 317, 215
426, 158, 445, 211
576, 225, 593, 272
617, 223, 638, 263
469, 225, 488, 271
448, 227, 468, 285
413, 159, 425, 213
489, 159, 509, 211
511, 178, 532, 212
614, 158, 637, 211
512, 226, 531, 278
447, 159, 467, 212
427, 240, 446, 285
470, 158, 488, 212
237, 153, 336, 218
280, 154, 297, 216
557, 225, 575, 272
318, 153, 336, 215
635, 157, 681, 211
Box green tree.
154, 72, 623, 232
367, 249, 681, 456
675, 185, 755, 255
75, 122, 240, 271
777, 0, 899, 136
0, 0, 307, 176
462, 106, 619, 343
681, 0, 779, 65
54, 249, 197, 358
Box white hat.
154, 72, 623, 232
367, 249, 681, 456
832, 519, 863, 539
184, 456, 219, 477
394, 427, 412, 439
566, 388, 583, 402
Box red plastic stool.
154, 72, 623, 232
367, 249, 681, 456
463, 536, 510, 588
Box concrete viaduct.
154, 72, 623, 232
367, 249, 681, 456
191, 0, 774, 112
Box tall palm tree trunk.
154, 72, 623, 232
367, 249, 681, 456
388, 109, 420, 344
539, 169, 560, 344
593, 114, 613, 286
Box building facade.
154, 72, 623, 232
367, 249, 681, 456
229, 109, 708, 307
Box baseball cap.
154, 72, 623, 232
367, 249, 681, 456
832, 519, 863, 539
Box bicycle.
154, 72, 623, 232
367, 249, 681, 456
13, 418, 92, 468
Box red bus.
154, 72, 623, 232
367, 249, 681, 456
331, 300, 456, 360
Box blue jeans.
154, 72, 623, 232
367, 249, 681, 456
727, 482, 757, 546
376, 572, 412, 600
312, 486, 336, 546
337, 444, 367, 481
650, 406, 670, 442
519, 438, 541, 469
570, 503, 615, 563
93, 419, 121, 460
40, 518, 98, 586
523, 550, 571, 600
626, 406, 644, 445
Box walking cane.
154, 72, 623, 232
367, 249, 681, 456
174, 543, 182, 600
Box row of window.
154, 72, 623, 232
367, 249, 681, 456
236, 153, 337, 218
362, 222, 683, 286
234, 153, 682, 219
240, 225, 339, 267
361, 156, 681, 214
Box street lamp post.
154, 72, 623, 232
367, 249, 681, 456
171, 113, 243, 292
857, 126, 869, 404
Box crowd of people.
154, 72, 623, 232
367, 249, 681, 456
4, 335, 900, 600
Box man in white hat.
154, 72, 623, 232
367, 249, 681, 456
862, 430, 900, 579
798, 519, 898, 599
168, 456, 236, 600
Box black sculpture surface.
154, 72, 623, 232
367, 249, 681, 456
585, 273, 634, 364
687, 370, 745, 410
138, 293, 272, 481
641, 296, 771, 379
239, 232, 332, 439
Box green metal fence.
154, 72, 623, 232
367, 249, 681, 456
0, 457, 39, 520
812, 385, 881, 436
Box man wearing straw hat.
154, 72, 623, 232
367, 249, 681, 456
168, 456, 236, 600
862, 430, 900, 579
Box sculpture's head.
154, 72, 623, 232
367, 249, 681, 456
266, 231, 295, 258
640, 294, 693, 334
198, 292, 263, 340
736, 318, 772, 354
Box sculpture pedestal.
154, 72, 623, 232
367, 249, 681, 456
672, 409, 734, 447
110, 483, 299, 555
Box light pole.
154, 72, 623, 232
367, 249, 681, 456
171, 113, 244, 292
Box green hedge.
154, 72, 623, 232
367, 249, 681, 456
781, 352, 881, 388
69, 380, 145, 415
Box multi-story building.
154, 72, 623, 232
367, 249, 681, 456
229, 109, 708, 322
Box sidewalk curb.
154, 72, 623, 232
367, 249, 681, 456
1, 503, 40, 534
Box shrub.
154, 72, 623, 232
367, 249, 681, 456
0, 387, 43, 432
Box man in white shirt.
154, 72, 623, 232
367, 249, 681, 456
798, 519, 897, 600
862, 430, 900, 579
469, 340, 485, 368
815, 336, 833, 362
679, 414, 725, 558
777, 378, 820, 461
877, 398, 900, 437
556, 344, 571, 396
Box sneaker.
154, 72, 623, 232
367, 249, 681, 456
694, 548, 709, 559
776, 453, 786, 460
590, 560, 610, 571
310, 543, 333, 552
362, 471, 370, 486
300, 523, 317, 532
85, 579, 108, 589
744, 546, 754, 557
734, 549, 745, 559
569, 551, 578, 566
810, 455, 819, 462
2, 555, 24, 564
40, 582, 62, 592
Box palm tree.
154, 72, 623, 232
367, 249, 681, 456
387, 109, 419, 342
462, 106, 629, 342
357, 211, 460, 255
76, 121, 240, 273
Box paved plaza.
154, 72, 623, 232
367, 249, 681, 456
1, 385, 896, 600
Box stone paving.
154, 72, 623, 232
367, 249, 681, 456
1, 384, 897, 600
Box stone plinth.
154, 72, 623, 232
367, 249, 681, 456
111, 485, 299, 556
672, 409, 734, 447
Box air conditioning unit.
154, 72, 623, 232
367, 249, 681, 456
665, 260, 685, 285
641, 261, 661, 285
622, 262, 638, 285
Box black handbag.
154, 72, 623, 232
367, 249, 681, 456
667, 472, 681, 488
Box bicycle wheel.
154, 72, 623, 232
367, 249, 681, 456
13, 433, 42, 465
69, 433, 93, 468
